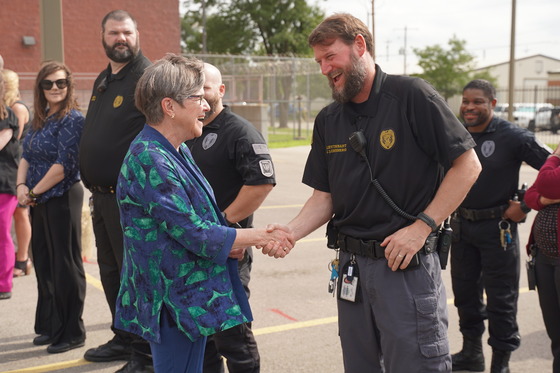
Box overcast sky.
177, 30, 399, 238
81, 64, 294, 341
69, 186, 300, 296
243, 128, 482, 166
315, 0, 560, 75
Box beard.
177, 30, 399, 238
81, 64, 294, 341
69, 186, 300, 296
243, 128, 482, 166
329, 52, 367, 104
203, 93, 219, 120
461, 111, 491, 128
102, 39, 139, 63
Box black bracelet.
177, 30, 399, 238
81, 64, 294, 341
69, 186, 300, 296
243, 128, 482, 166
16, 183, 27, 189
29, 189, 41, 199
520, 200, 531, 214
417, 212, 438, 232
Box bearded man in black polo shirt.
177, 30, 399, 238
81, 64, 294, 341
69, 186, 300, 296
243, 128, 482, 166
263, 13, 482, 373
186, 63, 275, 373
79, 10, 153, 373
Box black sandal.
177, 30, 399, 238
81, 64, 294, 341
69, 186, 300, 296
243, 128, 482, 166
13, 258, 32, 277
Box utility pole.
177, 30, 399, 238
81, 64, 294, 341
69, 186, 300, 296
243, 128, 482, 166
201, 0, 207, 53
403, 26, 407, 75
398, 26, 408, 75
507, 0, 516, 122
371, 0, 375, 60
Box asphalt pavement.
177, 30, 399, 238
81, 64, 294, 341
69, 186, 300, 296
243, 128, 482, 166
0, 145, 554, 373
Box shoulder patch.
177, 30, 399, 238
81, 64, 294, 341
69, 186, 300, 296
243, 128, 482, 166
380, 129, 395, 150
252, 143, 270, 155
259, 160, 274, 177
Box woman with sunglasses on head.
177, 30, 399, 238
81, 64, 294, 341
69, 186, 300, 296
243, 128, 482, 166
16, 61, 86, 354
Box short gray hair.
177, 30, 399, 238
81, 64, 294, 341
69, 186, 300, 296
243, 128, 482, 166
135, 54, 204, 124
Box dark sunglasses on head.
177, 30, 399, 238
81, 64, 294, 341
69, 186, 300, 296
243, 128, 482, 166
40, 79, 69, 90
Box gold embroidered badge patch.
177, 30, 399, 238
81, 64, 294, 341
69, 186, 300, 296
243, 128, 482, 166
91, 95, 97, 102
113, 95, 123, 108
380, 129, 395, 150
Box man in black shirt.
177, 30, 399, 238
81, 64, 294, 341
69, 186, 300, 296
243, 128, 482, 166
264, 13, 481, 372
450, 80, 551, 373
186, 63, 275, 373
79, 10, 153, 373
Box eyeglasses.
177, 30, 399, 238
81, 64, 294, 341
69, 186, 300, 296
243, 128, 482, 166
187, 95, 205, 105
40, 79, 69, 90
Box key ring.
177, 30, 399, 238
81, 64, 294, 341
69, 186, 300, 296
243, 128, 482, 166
498, 219, 510, 230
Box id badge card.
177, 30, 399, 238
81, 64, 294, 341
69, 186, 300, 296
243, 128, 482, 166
338, 256, 359, 302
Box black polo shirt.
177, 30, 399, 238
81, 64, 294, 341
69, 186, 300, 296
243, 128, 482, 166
79, 52, 151, 188
461, 116, 549, 209
303, 65, 475, 240
186, 106, 275, 228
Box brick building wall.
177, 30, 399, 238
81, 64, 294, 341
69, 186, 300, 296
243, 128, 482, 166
0, 0, 180, 107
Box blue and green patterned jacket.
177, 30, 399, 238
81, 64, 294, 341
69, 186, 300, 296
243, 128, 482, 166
115, 125, 252, 343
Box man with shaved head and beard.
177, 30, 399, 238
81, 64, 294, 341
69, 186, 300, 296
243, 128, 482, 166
186, 63, 275, 373
450, 79, 550, 373
79, 10, 153, 373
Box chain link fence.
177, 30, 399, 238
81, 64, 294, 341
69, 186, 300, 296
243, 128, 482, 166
16, 54, 560, 146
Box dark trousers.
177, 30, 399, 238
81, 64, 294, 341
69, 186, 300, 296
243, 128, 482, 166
91, 191, 151, 358
535, 251, 560, 373
336, 250, 450, 372
450, 217, 521, 351
151, 309, 207, 373
31, 182, 86, 344
203, 248, 260, 373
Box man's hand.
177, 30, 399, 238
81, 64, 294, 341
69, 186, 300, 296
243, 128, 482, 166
503, 200, 526, 222
382, 221, 430, 271
257, 223, 296, 258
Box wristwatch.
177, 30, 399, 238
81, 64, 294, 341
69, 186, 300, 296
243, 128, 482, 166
520, 200, 531, 214
221, 212, 242, 228
417, 212, 438, 232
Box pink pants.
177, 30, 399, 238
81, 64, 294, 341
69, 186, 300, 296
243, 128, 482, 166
0, 193, 18, 292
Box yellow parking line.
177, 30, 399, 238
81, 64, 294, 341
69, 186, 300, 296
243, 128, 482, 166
4, 286, 534, 372
2, 359, 90, 373
254, 316, 338, 336
85, 272, 103, 291
260, 204, 304, 209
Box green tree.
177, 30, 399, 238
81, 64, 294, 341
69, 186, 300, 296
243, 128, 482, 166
182, 0, 325, 127
412, 36, 496, 101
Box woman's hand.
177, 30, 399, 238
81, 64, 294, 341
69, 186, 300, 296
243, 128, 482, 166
539, 196, 560, 206
16, 185, 35, 206
229, 247, 246, 260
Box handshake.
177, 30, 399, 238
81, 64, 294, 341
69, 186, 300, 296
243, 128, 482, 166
258, 223, 296, 259
232, 223, 295, 259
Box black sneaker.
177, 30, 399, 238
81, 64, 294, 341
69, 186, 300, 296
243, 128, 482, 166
84, 339, 132, 362
0, 292, 11, 300
47, 338, 85, 354
33, 334, 53, 346
115, 358, 154, 373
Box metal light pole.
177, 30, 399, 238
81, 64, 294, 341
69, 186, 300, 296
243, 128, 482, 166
507, 0, 516, 122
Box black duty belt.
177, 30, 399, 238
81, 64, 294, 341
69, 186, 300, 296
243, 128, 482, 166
457, 204, 508, 221
337, 233, 438, 260
89, 185, 116, 194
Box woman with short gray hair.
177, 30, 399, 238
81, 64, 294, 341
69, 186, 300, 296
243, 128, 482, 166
115, 54, 293, 372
